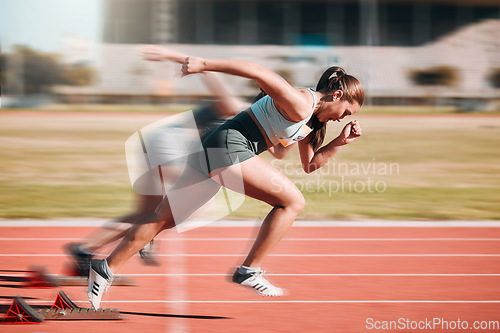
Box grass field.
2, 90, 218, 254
1, 106, 499, 220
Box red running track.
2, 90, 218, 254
1, 223, 500, 332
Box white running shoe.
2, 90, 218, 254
88, 259, 113, 309
232, 269, 284, 296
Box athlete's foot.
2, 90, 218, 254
64, 243, 93, 277
88, 259, 114, 309
232, 269, 284, 296
139, 240, 160, 266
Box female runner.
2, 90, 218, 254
65, 46, 249, 273
88, 55, 364, 308
67, 46, 293, 274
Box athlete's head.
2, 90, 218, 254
309, 67, 364, 151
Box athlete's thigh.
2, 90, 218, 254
210, 155, 302, 207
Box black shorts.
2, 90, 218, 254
189, 111, 268, 176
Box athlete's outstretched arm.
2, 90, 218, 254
142, 45, 247, 116
141, 45, 187, 64
298, 120, 362, 173
182, 57, 310, 121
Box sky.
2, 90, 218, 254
0, 0, 101, 53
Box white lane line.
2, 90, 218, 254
97, 300, 500, 304
174, 238, 500, 241
3, 237, 500, 241
1, 219, 500, 227
112, 273, 500, 277
166, 227, 187, 333
3, 273, 500, 277
1, 300, 500, 304
0, 238, 82, 241
3, 254, 500, 257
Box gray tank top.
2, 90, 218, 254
250, 88, 318, 146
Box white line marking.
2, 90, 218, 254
179, 238, 500, 241
3, 237, 500, 241
0, 238, 83, 241
98, 300, 500, 304
1, 300, 500, 305
3, 254, 500, 257
166, 229, 187, 333
3, 273, 500, 277
1, 219, 500, 227
116, 273, 500, 277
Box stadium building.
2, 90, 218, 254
59, 0, 500, 107
102, 0, 499, 47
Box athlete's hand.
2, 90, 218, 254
337, 120, 362, 145
141, 45, 188, 64
141, 45, 167, 61
181, 56, 206, 76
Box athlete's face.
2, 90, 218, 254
317, 91, 360, 123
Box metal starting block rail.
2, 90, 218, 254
2, 291, 122, 324
27, 266, 136, 288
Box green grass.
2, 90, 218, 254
1, 184, 497, 221
361, 105, 500, 115
3, 104, 499, 115
1, 104, 198, 114
1, 109, 499, 220
0, 184, 133, 219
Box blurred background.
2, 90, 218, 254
2, 0, 500, 107
1, 0, 499, 220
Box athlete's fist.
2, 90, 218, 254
181, 56, 206, 77
338, 120, 362, 144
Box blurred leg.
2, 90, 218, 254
210, 155, 305, 268
106, 165, 221, 272
79, 164, 183, 253
80, 195, 162, 253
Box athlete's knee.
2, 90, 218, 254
291, 192, 306, 213
280, 189, 305, 214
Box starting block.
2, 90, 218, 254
2, 291, 122, 324
26, 266, 136, 288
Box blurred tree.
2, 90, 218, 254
487, 68, 500, 88
16, 46, 62, 94
2, 45, 96, 95
60, 65, 96, 86
2, 50, 21, 95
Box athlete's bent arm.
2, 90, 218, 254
299, 120, 362, 173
